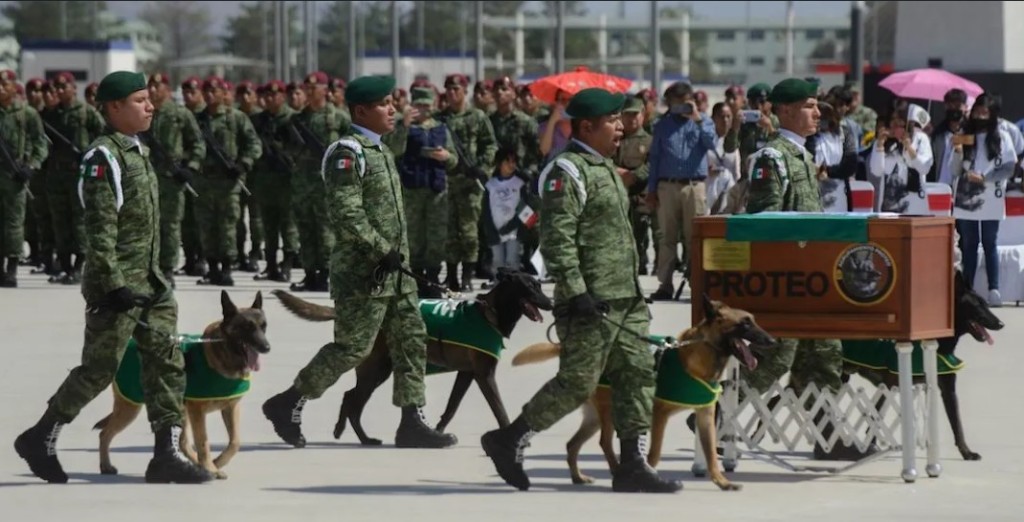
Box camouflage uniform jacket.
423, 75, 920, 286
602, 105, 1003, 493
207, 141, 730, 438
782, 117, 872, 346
537, 141, 642, 304
738, 113, 781, 172
437, 105, 498, 176
490, 108, 541, 175
149, 102, 205, 174
745, 131, 822, 213
77, 131, 166, 302
849, 105, 878, 135
196, 104, 262, 179
611, 127, 652, 198
50, 99, 105, 166
322, 131, 414, 300
254, 105, 299, 176
291, 103, 346, 171
0, 100, 49, 172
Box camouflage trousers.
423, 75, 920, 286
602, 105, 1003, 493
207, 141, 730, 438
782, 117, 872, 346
182, 192, 201, 266
0, 175, 27, 258
236, 189, 264, 258
630, 204, 659, 271
193, 176, 242, 260
740, 338, 844, 398
446, 177, 483, 265
46, 292, 185, 431
254, 178, 299, 259
294, 291, 427, 407
292, 182, 335, 272
157, 175, 186, 273
47, 164, 85, 257
404, 187, 448, 272
522, 297, 656, 438
30, 169, 53, 261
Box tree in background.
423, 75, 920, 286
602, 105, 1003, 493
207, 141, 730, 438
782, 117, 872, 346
2, 1, 109, 43
140, 0, 214, 72
222, 2, 302, 81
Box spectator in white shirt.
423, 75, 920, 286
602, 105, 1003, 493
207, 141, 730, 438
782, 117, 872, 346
705, 102, 740, 214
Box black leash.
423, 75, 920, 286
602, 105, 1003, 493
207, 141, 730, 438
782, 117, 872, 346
547, 300, 677, 349
371, 264, 463, 299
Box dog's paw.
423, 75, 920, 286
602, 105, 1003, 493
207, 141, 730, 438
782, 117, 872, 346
214, 470, 228, 480
571, 474, 596, 485
961, 450, 982, 461
360, 437, 383, 446
100, 463, 118, 475
717, 481, 742, 491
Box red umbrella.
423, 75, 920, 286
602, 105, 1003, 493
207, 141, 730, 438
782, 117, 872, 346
529, 66, 633, 105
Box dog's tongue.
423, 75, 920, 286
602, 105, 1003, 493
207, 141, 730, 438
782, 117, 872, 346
983, 328, 994, 346
734, 339, 758, 371
247, 349, 261, 372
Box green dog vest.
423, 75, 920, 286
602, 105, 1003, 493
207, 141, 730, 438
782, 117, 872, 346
419, 299, 504, 375
598, 335, 721, 408
841, 340, 964, 376
114, 334, 251, 404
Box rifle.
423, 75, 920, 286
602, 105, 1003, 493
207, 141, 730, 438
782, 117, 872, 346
196, 114, 252, 196
289, 117, 326, 159
0, 134, 35, 200
139, 131, 199, 197
437, 114, 489, 187
257, 115, 296, 174
42, 120, 81, 157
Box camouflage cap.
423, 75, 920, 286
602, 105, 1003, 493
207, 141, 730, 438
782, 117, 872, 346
566, 88, 626, 119
622, 96, 645, 113
346, 75, 396, 105
0, 69, 16, 83
411, 86, 435, 105
767, 78, 819, 105
95, 71, 147, 102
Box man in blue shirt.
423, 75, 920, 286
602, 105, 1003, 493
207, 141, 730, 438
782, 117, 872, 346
645, 82, 718, 300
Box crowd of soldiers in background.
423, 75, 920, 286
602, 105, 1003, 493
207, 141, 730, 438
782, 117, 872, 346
0, 68, 883, 297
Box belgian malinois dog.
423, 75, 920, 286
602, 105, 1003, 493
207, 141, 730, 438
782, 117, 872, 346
93, 291, 269, 479
512, 295, 774, 491
271, 268, 553, 445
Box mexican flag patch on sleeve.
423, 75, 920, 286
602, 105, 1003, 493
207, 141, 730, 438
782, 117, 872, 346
546, 178, 563, 192
336, 157, 354, 170
82, 164, 106, 180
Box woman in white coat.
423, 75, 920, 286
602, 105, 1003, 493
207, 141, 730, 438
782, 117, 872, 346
951, 92, 1017, 306
868, 100, 934, 214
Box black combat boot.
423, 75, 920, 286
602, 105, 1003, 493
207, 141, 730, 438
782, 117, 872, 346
289, 269, 316, 291
394, 405, 458, 448
274, 251, 295, 283
49, 253, 71, 283
14, 410, 68, 483
460, 263, 474, 292
312, 269, 330, 292
144, 425, 214, 483
481, 415, 535, 490
197, 258, 222, 285
1, 256, 18, 287
219, 258, 235, 287
262, 386, 309, 448
254, 248, 280, 281
445, 262, 459, 292
63, 254, 84, 284
237, 251, 259, 273
612, 436, 683, 493
30, 251, 55, 275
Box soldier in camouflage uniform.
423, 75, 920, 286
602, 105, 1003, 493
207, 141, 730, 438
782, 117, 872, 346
473, 80, 496, 116
0, 70, 48, 288
193, 77, 263, 287
145, 73, 205, 288
262, 75, 457, 450
47, 72, 105, 284
438, 74, 497, 292
286, 71, 348, 292
234, 81, 264, 273
30, 81, 60, 276
481, 88, 681, 494
179, 77, 207, 277
15, 71, 212, 485
845, 81, 878, 136
612, 97, 657, 275
397, 87, 459, 297
252, 80, 302, 283
743, 78, 874, 461
329, 77, 351, 126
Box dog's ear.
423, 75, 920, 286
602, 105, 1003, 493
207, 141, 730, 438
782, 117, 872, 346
252, 291, 263, 310
221, 290, 238, 320
702, 293, 719, 322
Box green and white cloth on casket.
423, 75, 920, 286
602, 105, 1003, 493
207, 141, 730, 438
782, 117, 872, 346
841, 340, 964, 376
597, 335, 722, 408
420, 299, 504, 375
114, 334, 251, 404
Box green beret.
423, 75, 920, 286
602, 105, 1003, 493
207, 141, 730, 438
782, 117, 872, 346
566, 88, 625, 119
410, 87, 435, 105
95, 71, 147, 102
747, 83, 772, 101
767, 78, 819, 105
346, 75, 397, 105
622, 97, 644, 113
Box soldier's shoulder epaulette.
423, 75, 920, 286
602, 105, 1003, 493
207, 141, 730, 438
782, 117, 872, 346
78, 141, 125, 210
538, 153, 588, 206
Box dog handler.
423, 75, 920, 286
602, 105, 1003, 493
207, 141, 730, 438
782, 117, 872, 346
262, 75, 457, 449
14, 71, 213, 484
480, 88, 682, 493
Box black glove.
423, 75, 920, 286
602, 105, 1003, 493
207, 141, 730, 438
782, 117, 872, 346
15, 167, 33, 184
376, 249, 404, 273
174, 165, 196, 184
103, 287, 141, 313
566, 292, 607, 319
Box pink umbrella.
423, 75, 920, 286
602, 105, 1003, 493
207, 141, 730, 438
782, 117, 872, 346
878, 68, 984, 102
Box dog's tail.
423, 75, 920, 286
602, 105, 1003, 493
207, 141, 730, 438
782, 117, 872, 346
271, 289, 334, 322
93, 414, 111, 431
511, 342, 561, 366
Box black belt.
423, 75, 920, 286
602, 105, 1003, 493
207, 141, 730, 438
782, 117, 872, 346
659, 178, 705, 185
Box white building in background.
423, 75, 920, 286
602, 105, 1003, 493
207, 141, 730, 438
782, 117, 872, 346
895, 1, 1024, 72
20, 40, 136, 96
100, 15, 162, 69
0, 15, 19, 72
